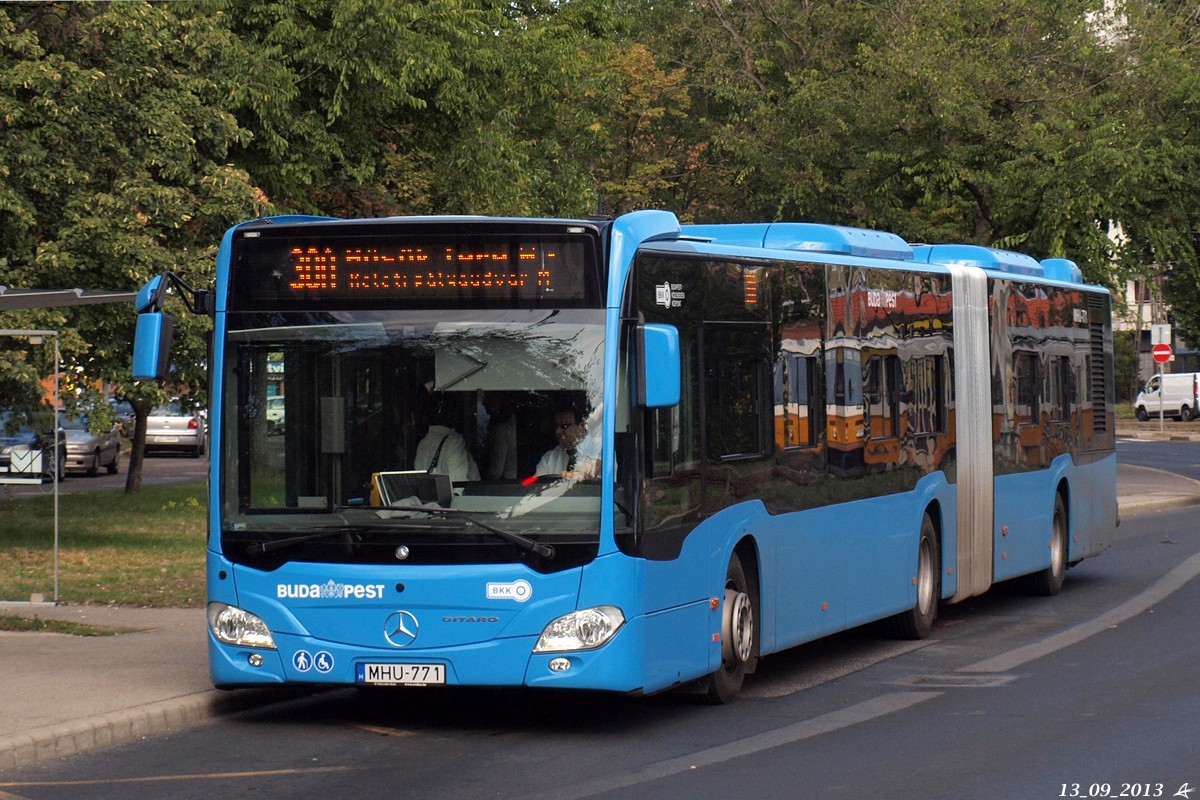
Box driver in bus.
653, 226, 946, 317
535, 407, 598, 480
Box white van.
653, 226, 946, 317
1134, 372, 1200, 421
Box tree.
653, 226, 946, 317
622, 0, 1187, 289
1112, 0, 1200, 344
0, 3, 269, 491
216, 0, 613, 217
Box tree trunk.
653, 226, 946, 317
123, 399, 150, 494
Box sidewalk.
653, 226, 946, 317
2, 459, 1198, 772
0, 606, 287, 771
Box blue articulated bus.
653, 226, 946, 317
133, 210, 1117, 703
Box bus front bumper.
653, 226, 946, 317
208, 616, 648, 694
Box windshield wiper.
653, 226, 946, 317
243, 526, 367, 556
386, 505, 555, 559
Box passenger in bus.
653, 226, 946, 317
483, 393, 519, 480
413, 398, 480, 482
535, 408, 598, 480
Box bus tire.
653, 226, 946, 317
703, 553, 756, 704
1025, 493, 1068, 596
888, 513, 939, 639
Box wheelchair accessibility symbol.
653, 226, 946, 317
314, 651, 334, 674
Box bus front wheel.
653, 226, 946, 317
888, 513, 939, 639
703, 552, 756, 704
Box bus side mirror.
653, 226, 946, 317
639, 323, 680, 408
135, 274, 168, 313
133, 311, 174, 381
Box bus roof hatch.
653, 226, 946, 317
913, 244, 1044, 278
682, 222, 914, 261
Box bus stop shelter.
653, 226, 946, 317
1, 286, 136, 605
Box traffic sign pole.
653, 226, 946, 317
1159, 360, 1165, 433
1152, 343, 1173, 433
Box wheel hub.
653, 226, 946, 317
722, 588, 753, 666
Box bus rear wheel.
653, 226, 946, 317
888, 513, 939, 639
703, 553, 756, 704
1025, 493, 1068, 596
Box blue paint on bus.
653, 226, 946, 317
135, 210, 1117, 702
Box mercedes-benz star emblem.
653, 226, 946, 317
384, 610, 420, 648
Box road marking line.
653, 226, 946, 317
892, 673, 1018, 688
551, 691, 942, 800
352, 723, 415, 737
0, 766, 351, 789
962, 548, 1200, 674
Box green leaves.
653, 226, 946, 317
4, 0, 1200, 432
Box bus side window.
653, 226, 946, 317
1014, 350, 1040, 423
863, 353, 901, 439
775, 353, 819, 448
909, 355, 946, 435
1048, 356, 1071, 423
704, 324, 770, 461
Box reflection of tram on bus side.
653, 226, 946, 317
823, 338, 863, 476
774, 323, 822, 451
988, 275, 1092, 474
822, 268, 957, 479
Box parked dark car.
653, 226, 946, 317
0, 410, 66, 482
109, 399, 136, 438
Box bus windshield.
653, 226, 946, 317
219, 308, 613, 571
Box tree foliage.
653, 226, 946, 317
2, 0, 1200, 491
0, 3, 267, 489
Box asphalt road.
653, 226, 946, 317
1118, 436, 1200, 481
1, 472, 1197, 799
1, 445, 207, 498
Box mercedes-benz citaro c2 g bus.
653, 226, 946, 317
133, 210, 1117, 703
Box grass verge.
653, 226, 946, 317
0, 614, 117, 636
0, 481, 206, 607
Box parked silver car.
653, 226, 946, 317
145, 401, 206, 457
60, 413, 122, 476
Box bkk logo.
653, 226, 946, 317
486, 579, 532, 602
277, 579, 386, 600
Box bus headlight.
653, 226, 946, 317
534, 606, 624, 653
207, 602, 277, 650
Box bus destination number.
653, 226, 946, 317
356, 662, 446, 686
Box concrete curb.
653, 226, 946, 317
0, 691, 221, 771
1121, 494, 1200, 516
0, 688, 302, 772
1117, 464, 1200, 518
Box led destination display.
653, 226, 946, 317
232, 227, 599, 309
288, 243, 561, 294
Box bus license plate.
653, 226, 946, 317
356, 663, 445, 686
